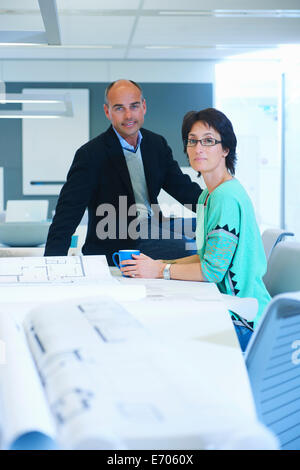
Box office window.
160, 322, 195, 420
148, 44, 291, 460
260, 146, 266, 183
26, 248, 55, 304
284, 62, 300, 242
215, 61, 281, 232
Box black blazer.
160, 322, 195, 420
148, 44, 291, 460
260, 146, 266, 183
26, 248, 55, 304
44, 126, 202, 257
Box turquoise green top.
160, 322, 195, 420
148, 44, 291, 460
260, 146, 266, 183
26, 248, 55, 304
196, 178, 271, 327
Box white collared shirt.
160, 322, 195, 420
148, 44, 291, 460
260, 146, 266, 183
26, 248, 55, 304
113, 128, 152, 219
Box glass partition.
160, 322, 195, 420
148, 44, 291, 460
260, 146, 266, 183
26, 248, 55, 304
284, 61, 300, 242
215, 61, 281, 233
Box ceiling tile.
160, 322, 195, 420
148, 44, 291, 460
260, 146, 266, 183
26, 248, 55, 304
132, 17, 300, 46
60, 15, 136, 45
1, 1, 300, 61
0, 0, 38, 9
57, 0, 141, 9
0, 14, 44, 31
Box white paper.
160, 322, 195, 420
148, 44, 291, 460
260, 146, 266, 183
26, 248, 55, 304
0, 256, 146, 307
1, 297, 276, 449
221, 294, 258, 321
117, 277, 223, 301
19, 297, 276, 450
117, 278, 232, 342
0, 277, 278, 450
0, 255, 111, 284
23, 297, 150, 449
0, 312, 57, 450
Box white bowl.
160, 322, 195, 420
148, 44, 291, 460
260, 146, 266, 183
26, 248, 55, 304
0, 221, 51, 247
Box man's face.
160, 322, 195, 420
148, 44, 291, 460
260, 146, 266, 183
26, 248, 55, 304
104, 82, 146, 146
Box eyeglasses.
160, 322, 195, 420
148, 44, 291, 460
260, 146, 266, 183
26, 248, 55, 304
185, 138, 222, 147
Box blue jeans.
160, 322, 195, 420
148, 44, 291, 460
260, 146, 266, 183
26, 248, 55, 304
234, 324, 253, 352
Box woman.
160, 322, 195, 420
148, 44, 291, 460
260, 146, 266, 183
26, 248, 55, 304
120, 108, 271, 351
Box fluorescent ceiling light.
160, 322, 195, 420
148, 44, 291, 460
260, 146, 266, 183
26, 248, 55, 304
0, 94, 67, 104
62, 45, 113, 49
145, 45, 215, 49
48, 45, 113, 49
158, 10, 208, 15
158, 9, 300, 18
215, 9, 300, 18
0, 93, 73, 119
145, 45, 182, 49
0, 44, 113, 49
0, 42, 48, 47
0, 113, 64, 119
145, 44, 277, 50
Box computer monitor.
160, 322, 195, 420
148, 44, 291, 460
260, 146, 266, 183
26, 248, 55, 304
6, 200, 49, 222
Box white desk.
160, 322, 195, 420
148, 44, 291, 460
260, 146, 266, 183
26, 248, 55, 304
112, 268, 239, 348
108, 270, 277, 449
0, 261, 278, 449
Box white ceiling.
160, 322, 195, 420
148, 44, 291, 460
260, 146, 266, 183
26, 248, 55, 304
0, 0, 300, 60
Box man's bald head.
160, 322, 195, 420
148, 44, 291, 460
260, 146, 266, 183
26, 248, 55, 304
104, 79, 144, 105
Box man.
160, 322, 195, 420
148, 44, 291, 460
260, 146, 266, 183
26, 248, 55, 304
44, 79, 202, 264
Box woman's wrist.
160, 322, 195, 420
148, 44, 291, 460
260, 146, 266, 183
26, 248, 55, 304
158, 262, 166, 279
161, 263, 173, 280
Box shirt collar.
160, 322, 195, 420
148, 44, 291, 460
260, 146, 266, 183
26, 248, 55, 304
113, 127, 143, 153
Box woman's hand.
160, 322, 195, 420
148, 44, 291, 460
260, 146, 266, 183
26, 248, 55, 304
120, 253, 164, 279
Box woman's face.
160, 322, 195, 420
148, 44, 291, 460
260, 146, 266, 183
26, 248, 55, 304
186, 121, 229, 175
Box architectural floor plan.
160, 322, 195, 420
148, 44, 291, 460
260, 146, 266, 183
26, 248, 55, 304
0, 256, 110, 284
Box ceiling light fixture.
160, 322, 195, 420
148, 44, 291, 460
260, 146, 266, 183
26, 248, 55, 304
158, 9, 300, 18
0, 44, 113, 49
144, 44, 277, 50
0, 94, 67, 104
0, 92, 73, 119
145, 45, 182, 49
0, 113, 64, 119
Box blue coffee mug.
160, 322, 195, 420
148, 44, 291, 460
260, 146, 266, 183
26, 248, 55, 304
112, 250, 140, 276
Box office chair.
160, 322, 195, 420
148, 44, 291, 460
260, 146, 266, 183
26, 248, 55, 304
261, 228, 294, 261
263, 240, 300, 297
245, 292, 300, 450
